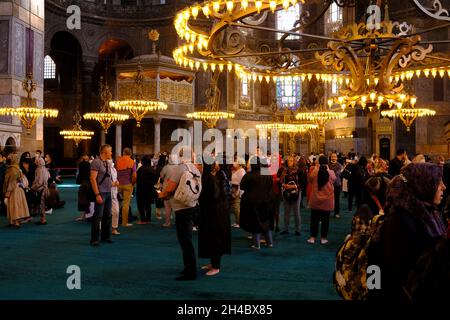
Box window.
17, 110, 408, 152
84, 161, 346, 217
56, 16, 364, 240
276, 77, 302, 109
330, 2, 342, 23
331, 81, 339, 95
44, 55, 56, 80
276, 4, 301, 40
241, 77, 249, 97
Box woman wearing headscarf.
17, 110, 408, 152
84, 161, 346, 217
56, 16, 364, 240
31, 157, 50, 225
364, 158, 392, 215
307, 155, 336, 245
368, 163, 448, 300
240, 157, 275, 249
3, 154, 30, 228
198, 160, 232, 276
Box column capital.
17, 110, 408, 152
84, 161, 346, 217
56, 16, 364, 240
153, 116, 162, 125
81, 56, 97, 73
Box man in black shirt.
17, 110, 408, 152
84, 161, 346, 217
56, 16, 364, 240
389, 149, 406, 178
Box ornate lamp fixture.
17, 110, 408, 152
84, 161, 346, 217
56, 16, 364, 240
329, 91, 417, 112
109, 66, 168, 127
60, 109, 95, 146
381, 98, 435, 132
84, 77, 129, 134
296, 106, 347, 127
0, 74, 59, 135
173, 1, 450, 95
186, 71, 235, 128
256, 100, 317, 133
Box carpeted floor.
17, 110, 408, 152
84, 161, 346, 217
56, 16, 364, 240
0, 181, 353, 300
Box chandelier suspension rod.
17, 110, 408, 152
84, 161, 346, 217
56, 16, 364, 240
214, 47, 329, 59
229, 22, 350, 42
423, 55, 450, 62
402, 22, 450, 38
421, 40, 450, 44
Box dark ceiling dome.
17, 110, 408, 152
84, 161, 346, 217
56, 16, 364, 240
46, 0, 190, 22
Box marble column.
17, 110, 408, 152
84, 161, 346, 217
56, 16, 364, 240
81, 57, 97, 113
115, 124, 122, 158
154, 117, 161, 155
100, 130, 106, 146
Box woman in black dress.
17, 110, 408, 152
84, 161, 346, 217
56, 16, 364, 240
198, 161, 232, 276
240, 157, 275, 249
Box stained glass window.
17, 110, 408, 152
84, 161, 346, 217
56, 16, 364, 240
276, 77, 301, 110
242, 77, 249, 97
330, 2, 342, 23
44, 55, 56, 80
276, 4, 301, 40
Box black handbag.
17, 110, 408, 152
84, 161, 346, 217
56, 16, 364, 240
283, 181, 299, 201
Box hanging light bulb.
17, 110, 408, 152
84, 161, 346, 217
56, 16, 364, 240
213, 1, 221, 13
191, 6, 199, 19
282, 0, 290, 10
269, 1, 277, 12
255, 1, 263, 13
202, 5, 210, 17
241, 0, 249, 10
226, 1, 234, 13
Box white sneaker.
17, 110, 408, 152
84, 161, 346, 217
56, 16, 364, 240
193, 226, 198, 232
307, 238, 316, 244
321, 239, 329, 245
45, 208, 53, 215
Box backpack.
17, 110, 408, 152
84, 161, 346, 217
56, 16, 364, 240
334, 211, 385, 300
174, 163, 202, 207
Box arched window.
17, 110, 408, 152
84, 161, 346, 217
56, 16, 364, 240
330, 2, 342, 23
44, 55, 56, 79
241, 77, 249, 97
276, 4, 301, 40
276, 77, 302, 110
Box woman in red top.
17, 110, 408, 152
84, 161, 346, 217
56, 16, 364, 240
307, 155, 336, 245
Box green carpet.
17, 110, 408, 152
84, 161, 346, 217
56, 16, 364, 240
0, 181, 352, 300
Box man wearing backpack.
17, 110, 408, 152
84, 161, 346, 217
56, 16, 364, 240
159, 154, 202, 281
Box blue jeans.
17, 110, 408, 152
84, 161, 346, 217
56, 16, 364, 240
91, 192, 112, 244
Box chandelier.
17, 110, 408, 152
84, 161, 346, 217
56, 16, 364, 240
0, 74, 58, 135
256, 100, 317, 133
296, 109, 347, 125
381, 99, 436, 132
60, 109, 95, 146
109, 66, 168, 127
173, 1, 450, 90
84, 77, 130, 134
186, 71, 235, 128
329, 91, 417, 112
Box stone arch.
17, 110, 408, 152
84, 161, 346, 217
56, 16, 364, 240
2, 136, 18, 155
45, 25, 86, 57
94, 33, 138, 58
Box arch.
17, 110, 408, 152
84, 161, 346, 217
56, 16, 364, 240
98, 38, 134, 60
3, 136, 17, 155
94, 33, 137, 58
45, 25, 85, 57
50, 31, 82, 92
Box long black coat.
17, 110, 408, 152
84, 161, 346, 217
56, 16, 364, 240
198, 170, 231, 258
239, 171, 274, 234
136, 165, 157, 201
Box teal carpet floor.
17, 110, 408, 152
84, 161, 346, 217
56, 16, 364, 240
0, 181, 352, 300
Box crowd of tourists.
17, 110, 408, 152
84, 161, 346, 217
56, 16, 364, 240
3, 144, 449, 299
